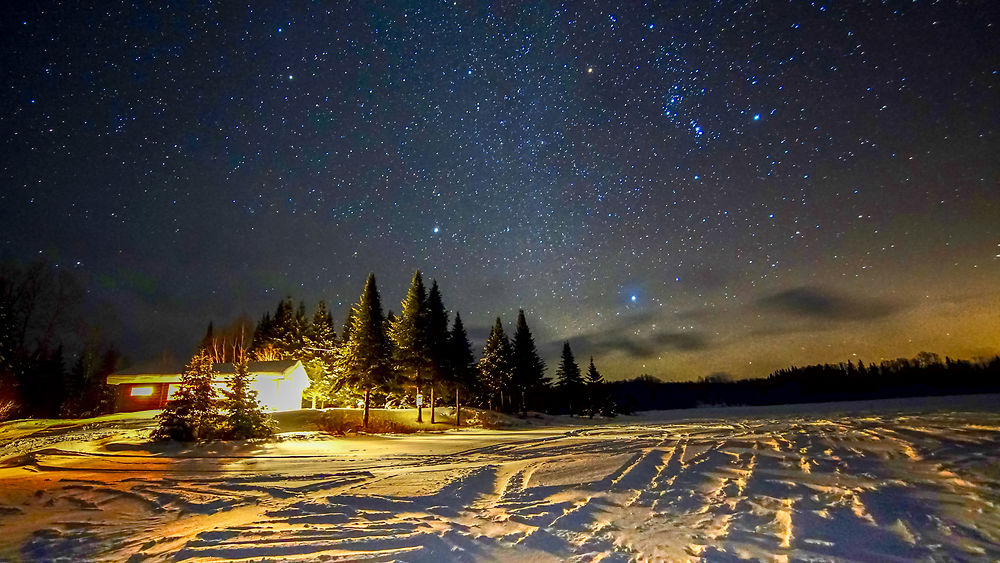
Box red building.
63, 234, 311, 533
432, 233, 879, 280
106, 359, 309, 412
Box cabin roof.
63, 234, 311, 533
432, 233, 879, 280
107, 359, 302, 385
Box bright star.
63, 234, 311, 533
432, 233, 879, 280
433, 226, 440, 234
630, 295, 637, 302
753, 114, 761, 121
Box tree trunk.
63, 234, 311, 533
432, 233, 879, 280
416, 368, 423, 423
363, 386, 370, 429
430, 383, 435, 424
455, 389, 461, 427
520, 387, 526, 418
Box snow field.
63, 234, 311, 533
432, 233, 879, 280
0, 398, 998, 561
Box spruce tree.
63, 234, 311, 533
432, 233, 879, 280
303, 300, 337, 408
338, 274, 394, 428
222, 354, 275, 439
390, 271, 430, 422
555, 342, 584, 415
478, 317, 513, 412
199, 321, 215, 355
341, 307, 357, 343
511, 309, 547, 416
153, 351, 221, 441
447, 312, 477, 425
249, 312, 273, 356
272, 297, 300, 357
425, 280, 450, 423
585, 357, 606, 418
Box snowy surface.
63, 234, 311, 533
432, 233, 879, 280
1, 395, 999, 561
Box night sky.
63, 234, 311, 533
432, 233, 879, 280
2, 2, 998, 381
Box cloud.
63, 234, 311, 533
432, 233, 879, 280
756, 286, 898, 321
550, 313, 711, 361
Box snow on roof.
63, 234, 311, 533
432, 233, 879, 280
107, 359, 302, 385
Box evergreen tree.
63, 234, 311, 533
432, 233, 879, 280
425, 280, 450, 423
221, 354, 275, 439
341, 307, 357, 343
199, 321, 215, 354
153, 351, 221, 441
584, 357, 608, 417
390, 271, 430, 422
338, 274, 394, 428
555, 342, 584, 415
478, 317, 513, 412
303, 300, 337, 407
61, 343, 119, 418
447, 312, 477, 425
249, 311, 274, 357
511, 310, 547, 416
272, 297, 301, 357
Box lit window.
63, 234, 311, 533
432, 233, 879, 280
130, 386, 154, 397
167, 384, 181, 399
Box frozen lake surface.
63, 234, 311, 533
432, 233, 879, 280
1, 394, 998, 561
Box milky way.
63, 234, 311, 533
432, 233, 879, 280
2, 2, 997, 379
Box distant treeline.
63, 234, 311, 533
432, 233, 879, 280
609, 352, 1000, 412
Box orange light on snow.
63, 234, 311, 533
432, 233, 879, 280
130, 386, 154, 397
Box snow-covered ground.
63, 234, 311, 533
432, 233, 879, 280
1, 395, 999, 561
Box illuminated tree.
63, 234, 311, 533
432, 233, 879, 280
478, 317, 513, 412
221, 353, 275, 439
302, 300, 337, 407
338, 274, 394, 428
390, 271, 430, 422
152, 351, 221, 441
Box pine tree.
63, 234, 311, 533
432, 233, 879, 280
511, 310, 547, 416
555, 342, 584, 415
153, 351, 221, 441
478, 317, 513, 412
584, 357, 607, 418
338, 274, 394, 428
222, 353, 275, 439
390, 271, 430, 422
425, 280, 450, 424
272, 297, 300, 357
303, 300, 337, 408
199, 321, 215, 353
447, 312, 477, 426
341, 307, 357, 343
249, 311, 273, 356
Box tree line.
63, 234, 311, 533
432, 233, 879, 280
204, 271, 616, 428
608, 352, 1000, 412
0, 259, 122, 421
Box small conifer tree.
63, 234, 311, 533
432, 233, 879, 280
555, 342, 584, 415
153, 351, 221, 441
585, 357, 607, 418
478, 318, 513, 412
222, 353, 275, 440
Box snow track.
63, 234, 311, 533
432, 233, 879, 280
2, 398, 999, 561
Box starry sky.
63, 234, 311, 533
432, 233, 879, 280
2, 1, 998, 381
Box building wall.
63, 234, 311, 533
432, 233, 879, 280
116, 383, 171, 412
112, 366, 308, 412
